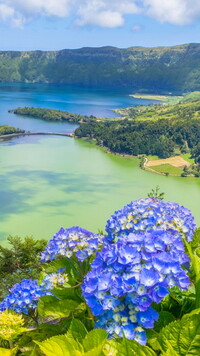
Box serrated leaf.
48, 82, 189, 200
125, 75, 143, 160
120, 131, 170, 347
0, 347, 17, 356
117, 338, 157, 356
83, 329, 107, 352
67, 319, 88, 344
159, 314, 200, 355
154, 311, 175, 332
35, 335, 82, 356
160, 341, 179, 356
182, 308, 200, 319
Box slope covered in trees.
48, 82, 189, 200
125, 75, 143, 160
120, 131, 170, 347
1, 43, 200, 92
75, 97, 200, 160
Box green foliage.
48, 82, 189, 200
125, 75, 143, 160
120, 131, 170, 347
75, 98, 200, 160
0, 347, 18, 356
109, 338, 157, 356
10, 107, 96, 124
1, 44, 200, 92
1, 221, 200, 355
159, 313, 200, 355
38, 296, 80, 319
35, 327, 108, 356
0, 310, 27, 342
0, 236, 47, 298
147, 186, 165, 200
0, 126, 25, 136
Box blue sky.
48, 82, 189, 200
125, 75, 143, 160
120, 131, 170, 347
0, 0, 200, 50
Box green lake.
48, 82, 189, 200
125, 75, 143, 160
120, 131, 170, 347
1, 135, 200, 243
0, 83, 200, 244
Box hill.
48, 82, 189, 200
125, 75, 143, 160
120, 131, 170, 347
75, 95, 200, 176
1, 43, 200, 92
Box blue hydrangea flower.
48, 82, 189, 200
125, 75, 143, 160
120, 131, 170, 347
0, 279, 50, 314
105, 198, 196, 243
82, 226, 191, 343
40, 226, 104, 262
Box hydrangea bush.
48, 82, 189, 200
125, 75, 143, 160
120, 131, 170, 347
82, 198, 196, 343
0, 197, 199, 355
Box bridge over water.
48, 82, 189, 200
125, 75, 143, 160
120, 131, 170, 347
0, 132, 73, 139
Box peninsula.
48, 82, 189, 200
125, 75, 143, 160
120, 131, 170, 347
8, 92, 200, 177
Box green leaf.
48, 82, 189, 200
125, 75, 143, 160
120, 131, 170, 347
35, 335, 82, 356
116, 338, 157, 356
52, 286, 82, 301
160, 341, 179, 356
191, 228, 200, 251
146, 330, 161, 351
42, 258, 69, 274
38, 297, 79, 319
103, 340, 118, 356
83, 329, 107, 352
67, 319, 88, 344
154, 311, 175, 332
0, 348, 17, 356
30, 344, 42, 356
159, 313, 200, 355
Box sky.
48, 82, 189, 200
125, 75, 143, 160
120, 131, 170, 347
0, 0, 200, 51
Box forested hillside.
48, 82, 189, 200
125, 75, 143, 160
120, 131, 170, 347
75, 96, 200, 162
1, 43, 200, 91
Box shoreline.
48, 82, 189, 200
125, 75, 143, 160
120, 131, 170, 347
76, 137, 195, 178
0, 131, 195, 179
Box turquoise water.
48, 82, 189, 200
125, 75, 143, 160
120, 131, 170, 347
0, 83, 157, 131
0, 83, 200, 244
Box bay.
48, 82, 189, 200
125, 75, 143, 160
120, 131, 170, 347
0, 83, 199, 244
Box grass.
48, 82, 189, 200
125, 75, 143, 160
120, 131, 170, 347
149, 164, 183, 175
146, 155, 159, 161
181, 153, 195, 164
130, 93, 182, 104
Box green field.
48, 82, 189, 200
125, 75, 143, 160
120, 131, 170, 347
181, 153, 195, 164
130, 93, 182, 104
149, 164, 183, 175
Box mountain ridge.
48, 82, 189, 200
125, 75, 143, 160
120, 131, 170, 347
0, 43, 200, 92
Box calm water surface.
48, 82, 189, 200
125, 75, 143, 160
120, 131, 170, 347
0, 83, 200, 243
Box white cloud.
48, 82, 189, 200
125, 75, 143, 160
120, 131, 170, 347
144, 0, 200, 25
0, 3, 14, 21
76, 10, 124, 28
76, 0, 140, 28
0, 0, 200, 28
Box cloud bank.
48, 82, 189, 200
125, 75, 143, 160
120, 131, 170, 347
0, 0, 199, 28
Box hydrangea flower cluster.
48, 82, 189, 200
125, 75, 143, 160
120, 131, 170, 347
0, 279, 51, 314
0, 310, 26, 341
41, 226, 104, 262
105, 198, 196, 243
82, 198, 194, 344
41, 271, 69, 290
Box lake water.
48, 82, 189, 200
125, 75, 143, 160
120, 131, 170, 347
0, 83, 200, 244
